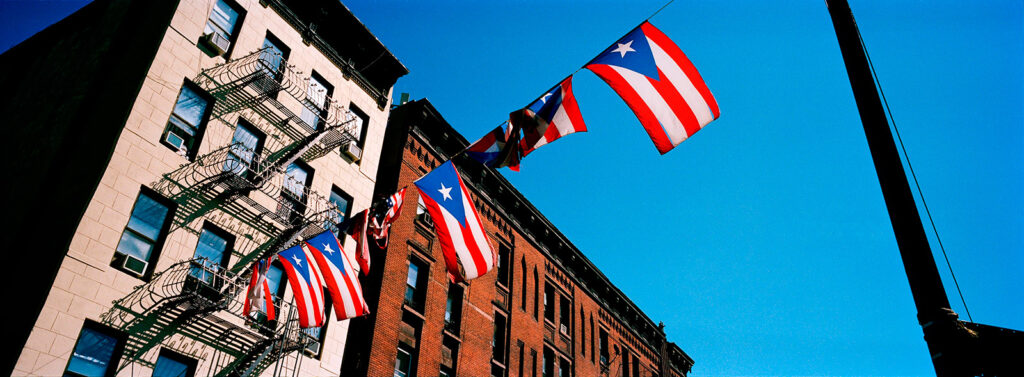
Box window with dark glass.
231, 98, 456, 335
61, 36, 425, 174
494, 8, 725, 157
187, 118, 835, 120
543, 283, 555, 323
599, 328, 609, 366
590, 317, 595, 362
404, 258, 428, 311
532, 269, 539, 319
580, 309, 586, 356
395, 344, 414, 377
492, 312, 508, 363
444, 284, 463, 333
520, 259, 527, 311
162, 83, 211, 159
326, 186, 352, 236
415, 196, 434, 227
188, 224, 233, 286
258, 33, 289, 81
632, 353, 640, 377
300, 72, 332, 130
153, 349, 196, 377
255, 261, 286, 324
279, 162, 312, 224
542, 348, 554, 377
531, 349, 538, 377
622, 349, 631, 377
496, 244, 510, 288
517, 343, 525, 377
558, 358, 570, 377
203, 0, 242, 50
112, 189, 173, 278
64, 321, 125, 377
559, 296, 571, 335
224, 119, 263, 177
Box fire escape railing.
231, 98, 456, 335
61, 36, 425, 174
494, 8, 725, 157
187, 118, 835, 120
101, 48, 365, 376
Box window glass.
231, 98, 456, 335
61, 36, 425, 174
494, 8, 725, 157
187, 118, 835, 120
66, 326, 119, 377
190, 228, 229, 283
394, 347, 412, 377
169, 86, 207, 134
225, 121, 260, 175
496, 244, 510, 287
153, 353, 190, 377
259, 36, 288, 76
116, 192, 170, 262
327, 188, 351, 232
558, 358, 570, 377
404, 262, 419, 305
301, 74, 330, 128
265, 263, 284, 298
350, 104, 369, 148
559, 297, 570, 335
283, 163, 308, 199
205, 0, 239, 39
492, 312, 507, 362
543, 284, 555, 322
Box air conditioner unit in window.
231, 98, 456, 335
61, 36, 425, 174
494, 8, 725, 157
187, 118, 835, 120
165, 130, 186, 152
342, 141, 362, 162
122, 254, 148, 277
200, 32, 231, 56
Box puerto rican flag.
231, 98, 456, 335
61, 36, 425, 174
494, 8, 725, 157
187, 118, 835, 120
464, 122, 521, 170
519, 75, 587, 157
414, 161, 495, 281
350, 209, 372, 274
586, 21, 720, 154
305, 230, 369, 320
372, 188, 407, 248
277, 245, 325, 328
243, 257, 276, 320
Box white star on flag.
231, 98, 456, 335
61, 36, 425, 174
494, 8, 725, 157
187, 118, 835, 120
438, 183, 453, 201
292, 255, 302, 266
612, 40, 635, 58
540, 93, 552, 104
323, 243, 334, 254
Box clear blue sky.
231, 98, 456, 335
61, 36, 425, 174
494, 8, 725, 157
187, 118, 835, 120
3, 1, 1021, 376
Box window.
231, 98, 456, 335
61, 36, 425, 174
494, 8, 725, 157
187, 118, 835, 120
632, 353, 640, 377
415, 196, 433, 227
254, 261, 286, 324
394, 344, 414, 377
599, 328, 609, 366
530, 349, 537, 377
404, 258, 427, 311
520, 259, 527, 311
153, 349, 196, 377
542, 348, 554, 377
532, 269, 539, 319
621, 349, 630, 377
580, 309, 586, 356
224, 119, 263, 178
496, 244, 510, 288
258, 33, 290, 81
325, 186, 352, 235
279, 162, 312, 224
188, 224, 233, 286
558, 358, 570, 377
112, 189, 173, 278
64, 321, 125, 377
349, 104, 370, 149
559, 296, 570, 335
543, 283, 555, 323
300, 72, 332, 130
203, 0, 242, 50
303, 290, 331, 357
590, 317, 595, 362
517, 343, 525, 377
444, 284, 463, 334
162, 83, 211, 159
492, 312, 508, 363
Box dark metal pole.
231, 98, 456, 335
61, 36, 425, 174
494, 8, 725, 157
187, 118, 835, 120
824, 1, 965, 375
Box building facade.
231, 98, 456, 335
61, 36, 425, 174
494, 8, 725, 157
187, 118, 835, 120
2, 0, 405, 375
341, 99, 695, 377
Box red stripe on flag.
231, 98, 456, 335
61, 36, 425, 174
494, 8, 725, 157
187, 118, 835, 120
649, 68, 702, 136
562, 79, 587, 133
419, 193, 467, 282
280, 259, 312, 327
587, 64, 675, 154
262, 282, 276, 320
641, 22, 720, 119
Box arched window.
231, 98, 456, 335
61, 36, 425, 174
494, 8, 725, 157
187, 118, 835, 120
520, 258, 528, 311
532, 268, 539, 319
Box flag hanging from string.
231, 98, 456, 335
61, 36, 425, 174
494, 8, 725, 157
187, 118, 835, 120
586, 21, 719, 154
372, 188, 407, 248
243, 257, 276, 321
413, 161, 495, 282
349, 208, 373, 274
518, 75, 587, 157
305, 230, 369, 320
277, 245, 325, 328
465, 121, 521, 170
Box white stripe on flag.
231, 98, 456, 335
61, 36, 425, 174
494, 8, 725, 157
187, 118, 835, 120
608, 65, 689, 146
439, 207, 480, 279
462, 192, 493, 273
647, 37, 714, 127
327, 262, 357, 316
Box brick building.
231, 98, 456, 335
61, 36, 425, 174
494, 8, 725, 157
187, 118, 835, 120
341, 99, 695, 377
1, 0, 405, 375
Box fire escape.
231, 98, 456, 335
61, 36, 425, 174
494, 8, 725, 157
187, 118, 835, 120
100, 48, 360, 376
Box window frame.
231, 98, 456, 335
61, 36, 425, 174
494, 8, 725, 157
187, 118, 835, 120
224, 118, 265, 178
188, 222, 235, 287
326, 186, 353, 237
279, 161, 313, 224
201, 0, 245, 58
153, 348, 197, 377
349, 103, 370, 149
301, 71, 333, 131
259, 31, 290, 82
404, 257, 428, 312
110, 187, 175, 280
63, 320, 127, 377
394, 343, 415, 377
161, 81, 214, 160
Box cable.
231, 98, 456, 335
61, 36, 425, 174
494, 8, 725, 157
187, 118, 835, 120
855, 28, 973, 322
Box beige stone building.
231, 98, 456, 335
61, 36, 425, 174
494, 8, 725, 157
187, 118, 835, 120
0, 0, 406, 375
